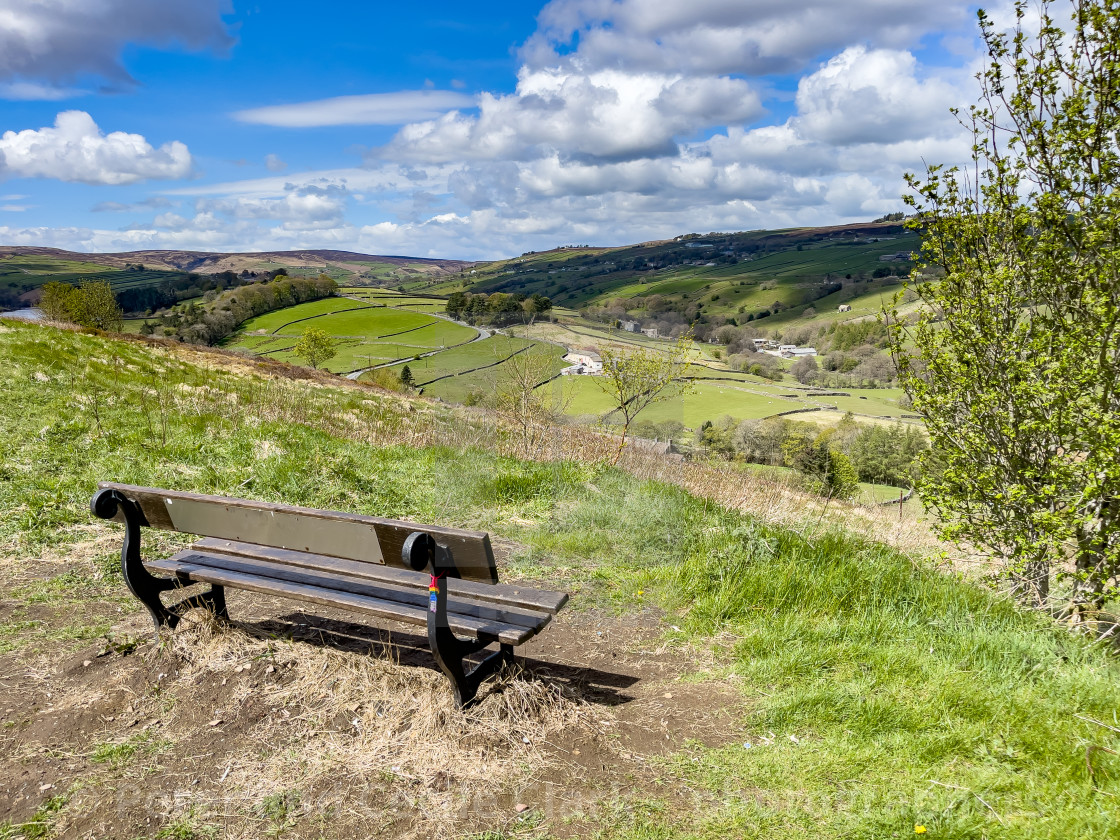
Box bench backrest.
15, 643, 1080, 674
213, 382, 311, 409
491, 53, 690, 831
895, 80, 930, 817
98, 482, 498, 584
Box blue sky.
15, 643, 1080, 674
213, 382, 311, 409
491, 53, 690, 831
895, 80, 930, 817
0, 0, 1004, 259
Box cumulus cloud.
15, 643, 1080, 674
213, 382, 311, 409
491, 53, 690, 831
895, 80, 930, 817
0, 0, 234, 94
793, 47, 964, 145
383, 69, 761, 163
0, 111, 192, 185
355, 0, 977, 252
524, 0, 970, 75
195, 184, 349, 230
235, 90, 476, 127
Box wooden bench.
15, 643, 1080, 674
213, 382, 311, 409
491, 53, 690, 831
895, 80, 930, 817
90, 482, 568, 707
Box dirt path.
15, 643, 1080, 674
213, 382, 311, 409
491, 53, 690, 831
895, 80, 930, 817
0, 549, 745, 839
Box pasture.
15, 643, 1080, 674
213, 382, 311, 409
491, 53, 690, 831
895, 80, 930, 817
374, 336, 569, 402
226, 297, 478, 375
225, 293, 913, 434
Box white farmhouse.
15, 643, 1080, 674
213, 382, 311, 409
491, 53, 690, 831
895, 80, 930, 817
561, 350, 603, 375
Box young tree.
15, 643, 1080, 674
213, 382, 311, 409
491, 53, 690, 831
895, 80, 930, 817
783, 429, 860, 500
890, 0, 1120, 619
293, 327, 337, 370
489, 348, 572, 456
596, 333, 695, 464
38, 279, 122, 331
73, 280, 124, 332
400, 365, 414, 388
38, 281, 79, 323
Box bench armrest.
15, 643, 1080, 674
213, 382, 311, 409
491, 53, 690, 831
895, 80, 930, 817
92, 488, 179, 628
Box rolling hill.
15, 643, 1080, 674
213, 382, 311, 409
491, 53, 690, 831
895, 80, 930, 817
0, 246, 473, 308
404, 220, 921, 327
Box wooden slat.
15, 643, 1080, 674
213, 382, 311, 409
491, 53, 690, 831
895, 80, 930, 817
98, 482, 498, 584
150, 551, 552, 630
151, 561, 539, 645
193, 538, 569, 615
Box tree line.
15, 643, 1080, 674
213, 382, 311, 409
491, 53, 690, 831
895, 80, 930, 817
445, 291, 552, 326
139, 273, 338, 345
698, 413, 928, 497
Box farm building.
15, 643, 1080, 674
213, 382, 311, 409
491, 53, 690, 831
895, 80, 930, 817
561, 350, 603, 375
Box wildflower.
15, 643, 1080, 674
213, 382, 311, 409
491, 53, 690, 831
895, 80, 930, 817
914, 826, 927, 835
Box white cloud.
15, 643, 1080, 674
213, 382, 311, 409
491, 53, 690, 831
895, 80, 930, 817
234, 90, 476, 127
383, 68, 762, 163
195, 184, 349, 230
793, 47, 964, 145
524, 0, 971, 75
0, 111, 192, 185
0, 0, 234, 95
265, 153, 287, 172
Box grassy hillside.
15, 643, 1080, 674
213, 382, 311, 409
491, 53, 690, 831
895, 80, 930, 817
1, 316, 1118, 838
0, 254, 192, 306
0, 247, 472, 313
417, 222, 919, 327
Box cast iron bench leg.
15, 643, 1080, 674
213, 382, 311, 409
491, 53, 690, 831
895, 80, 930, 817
91, 489, 229, 631
405, 531, 515, 708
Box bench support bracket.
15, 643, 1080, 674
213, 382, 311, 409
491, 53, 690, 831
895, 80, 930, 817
404, 532, 514, 708
91, 488, 228, 631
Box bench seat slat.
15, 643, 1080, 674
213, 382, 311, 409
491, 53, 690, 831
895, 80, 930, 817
151, 550, 553, 630
147, 560, 541, 645
192, 538, 569, 615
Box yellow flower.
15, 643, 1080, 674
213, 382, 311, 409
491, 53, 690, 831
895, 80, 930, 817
637, 590, 644, 596
914, 827, 927, 835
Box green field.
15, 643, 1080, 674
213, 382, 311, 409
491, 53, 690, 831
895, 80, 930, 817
561, 376, 800, 424
364, 335, 569, 402
234, 299, 475, 346
228, 296, 479, 375
265, 339, 445, 373
0, 255, 114, 276
224, 290, 911, 430
236, 298, 380, 334
339, 287, 448, 312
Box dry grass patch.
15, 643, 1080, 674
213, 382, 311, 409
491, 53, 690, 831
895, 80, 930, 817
154, 613, 612, 836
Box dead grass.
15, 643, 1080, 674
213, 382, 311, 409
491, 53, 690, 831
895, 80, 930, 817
157, 613, 612, 838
